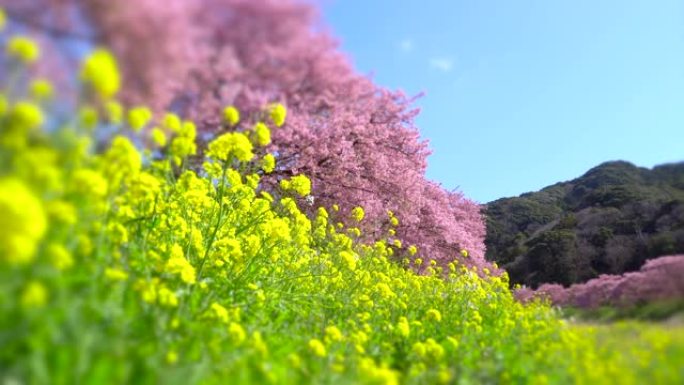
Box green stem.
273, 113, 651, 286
196, 161, 230, 279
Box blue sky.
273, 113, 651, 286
319, 0, 684, 203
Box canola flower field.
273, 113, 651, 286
1, 24, 683, 385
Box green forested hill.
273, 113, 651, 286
485, 161, 684, 288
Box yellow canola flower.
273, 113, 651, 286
0, 178, 47, 265
9, 101, 44, 130
225, 168, 243, 187
351, 206, 365, 222
223, 105, 240, 126
46, 200, 77, 226
129, 172, 161, 201
7, 36, 40, 64
412, 342, 427, 358
166, 351, 178, 365
80, 48, 121, 99
163, 113, 182, 132
216, 238, 243, 263
20, 280, 47, 309
47, 243, 73, 270
325, 325, 344, 343
358, 358, 400, 385
101, 136, 142, 187
317, 207, 329, 219
280, 174, 311, 197
340, 251, 357, 271
104, 267, 128, 281
71, 168, 109, 198
165, 244, 196, 284
29, 79, 54, 101
78, 106, 99, 130
105, 101, 123, 124
228, 322, 246, 345
269, 103, 287, 127
136, 279, 158, 304
263, 218, 291, 242
158, 286, 179, 308
460, 249, 469, 258
426, 338, 445, 360
127, 106, 152, 132
210, 302, 230, 323
396, 317, 410, 338
252, 331, 269, 358
150, 127, 167, 147
107, 222, 128, 245
408, 245, 418, 256
308, 338, 327, 357
426, 309, 442, 322
207, 132, 254, 162
253, 122, 271, 146
109, 136, 141, 168
446, 336, 459, 349
169, 121, 197, 164
375, 282, 395, 299
261, 153, 276, 174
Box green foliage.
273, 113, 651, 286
486, 161, 684, 288
562, 300, 684, 322
590, 227, 614, 247
527, 230, 579, 286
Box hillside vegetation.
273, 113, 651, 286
485, 161, 684, 288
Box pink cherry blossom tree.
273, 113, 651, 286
518, 255, 684, 308
1, 0, 487, 267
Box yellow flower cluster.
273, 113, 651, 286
106, 101, 123, 124
150, 127, 167, 147
351, 206, 365, 222
165, 244, 196, 284
80, 48, 121, 99
207, 131, 254, 162
6, 36, 39, 64
261, 153, 276, 173
384, 210, 399, 229
127, 106, 153, 132
29, 79, 54, 101
308, 338, 327, 357
7, 101, 44, 137
269, 103, 287, 127
20, 280, 47, 308
223, 105, 240, 126
101, 135, 141, 188
168, 118, 197, 165
280, 174, 311, 197
253, 122, 271, 146
0, 178, 47, 264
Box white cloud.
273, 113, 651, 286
429, 57, 454, 72
398, 38, 413, 53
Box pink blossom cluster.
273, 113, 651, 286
516, 255, 684, 308
1, 0, 488, 268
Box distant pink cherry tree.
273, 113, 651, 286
1, 0, 487, 267
518, 255, 684, 308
